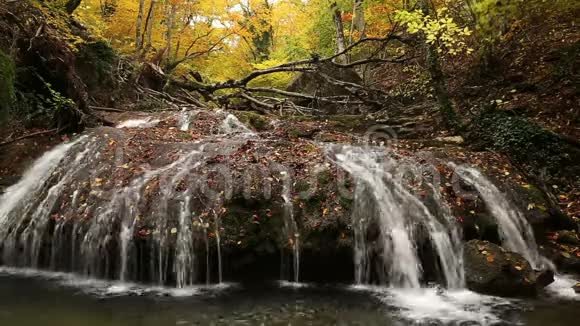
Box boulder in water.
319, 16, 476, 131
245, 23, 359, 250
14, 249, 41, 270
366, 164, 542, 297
464, 240, 541, 297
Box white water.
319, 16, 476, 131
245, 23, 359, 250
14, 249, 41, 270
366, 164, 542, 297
352, 285, 518, 325
0, 136, 86, 228
0, 136, 89, 266
175, 195, 195, 288
178, 109, 199, 131
220, 114, 255, 135
453, 164, 579, 300
117, 117, 160, 129
453, 165, 544, 267
282, 191, 300, 283
0, 266, 232, 298
330, 145, 464, 288
212, 209, 223, 284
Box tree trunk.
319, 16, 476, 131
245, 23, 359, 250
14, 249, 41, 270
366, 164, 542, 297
419, 0, 460, 131
165, 4, 177, 62
135, 0, 146, 49
141, 0, 158, 51
352, 0, 366, 40
64, 0, 82, 14
331, 2, 347, 64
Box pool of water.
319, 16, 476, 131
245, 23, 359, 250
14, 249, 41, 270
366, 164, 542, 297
0, 268, 578, 326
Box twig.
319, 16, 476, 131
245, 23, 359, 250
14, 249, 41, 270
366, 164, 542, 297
0, 128, 59, 147
89, 106, 125, 112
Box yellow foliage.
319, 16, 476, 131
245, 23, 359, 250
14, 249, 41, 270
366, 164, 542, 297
395, 7, 473, 56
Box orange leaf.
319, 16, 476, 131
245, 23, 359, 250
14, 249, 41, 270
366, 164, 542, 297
486, 255, 495, 263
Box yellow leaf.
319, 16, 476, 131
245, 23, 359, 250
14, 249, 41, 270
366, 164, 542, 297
514, 265, 523, 271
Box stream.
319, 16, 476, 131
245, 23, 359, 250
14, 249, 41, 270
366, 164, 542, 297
0, 268, 578, 326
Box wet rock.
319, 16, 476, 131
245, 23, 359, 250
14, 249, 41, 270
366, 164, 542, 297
464, 240, 539, 297
461, 213, 501, 244
536, 269, 555, 288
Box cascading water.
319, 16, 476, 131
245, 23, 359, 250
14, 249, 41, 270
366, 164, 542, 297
178, 109, 199, 131
0, 136, 90, 267
220, 113, 255, 135
282, 189, 300, 283
117, 117, 161, 129
328, 145, 464, 288
175, 195, 195, 288
0, 112, 248, 286
453, 165, 579, 299
452, 165, 544, 268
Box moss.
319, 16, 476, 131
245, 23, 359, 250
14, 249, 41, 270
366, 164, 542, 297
0, 50, 15, 121
294, 180, 310, 193
317, 169, 333, 186
338, 196, 353, 211
553, 41, 580, 86
234, 111, 270, 131
470, 109, 570, 173
76, 40, 116, 89
523, 185, 547, 206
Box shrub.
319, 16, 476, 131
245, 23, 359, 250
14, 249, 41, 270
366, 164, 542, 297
0, 50, 15, 121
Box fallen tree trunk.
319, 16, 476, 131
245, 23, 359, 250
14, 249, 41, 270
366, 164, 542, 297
146, 31, 411, 114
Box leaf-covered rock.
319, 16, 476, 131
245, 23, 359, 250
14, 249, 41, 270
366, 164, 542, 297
464, 240, 548, 297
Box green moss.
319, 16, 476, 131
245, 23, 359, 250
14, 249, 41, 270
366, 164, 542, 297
317, 169, 333, 186
76, 40, 116, 88
524, 185, 546, 204
553, 41, 580, 90
471, 110, 569, 172
0, 50, 15, 121
294, 180, 310, 193
234, 111, 270, 131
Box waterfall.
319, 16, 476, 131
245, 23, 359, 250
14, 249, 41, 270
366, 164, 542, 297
175, 195, 195, 288
179, 109, 199, 131
0, 136, 86, 234
452, 165, 580, 298
329, 145, 464, 288
282, 191, 300, 283
220, 114, 255, 135
211, 209, 223, 284
0, 136, 90, 267
117, 117, 160, 129
452, 165, 545, 268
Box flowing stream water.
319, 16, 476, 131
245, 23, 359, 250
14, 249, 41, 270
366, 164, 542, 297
328, 145, 464, 288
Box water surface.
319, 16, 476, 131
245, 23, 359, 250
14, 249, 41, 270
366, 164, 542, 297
0, 270, 578, 326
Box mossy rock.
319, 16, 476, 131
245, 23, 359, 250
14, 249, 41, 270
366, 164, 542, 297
76, 40, 117, 89
464, 240, 542, 297
233, 111, 271, 131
